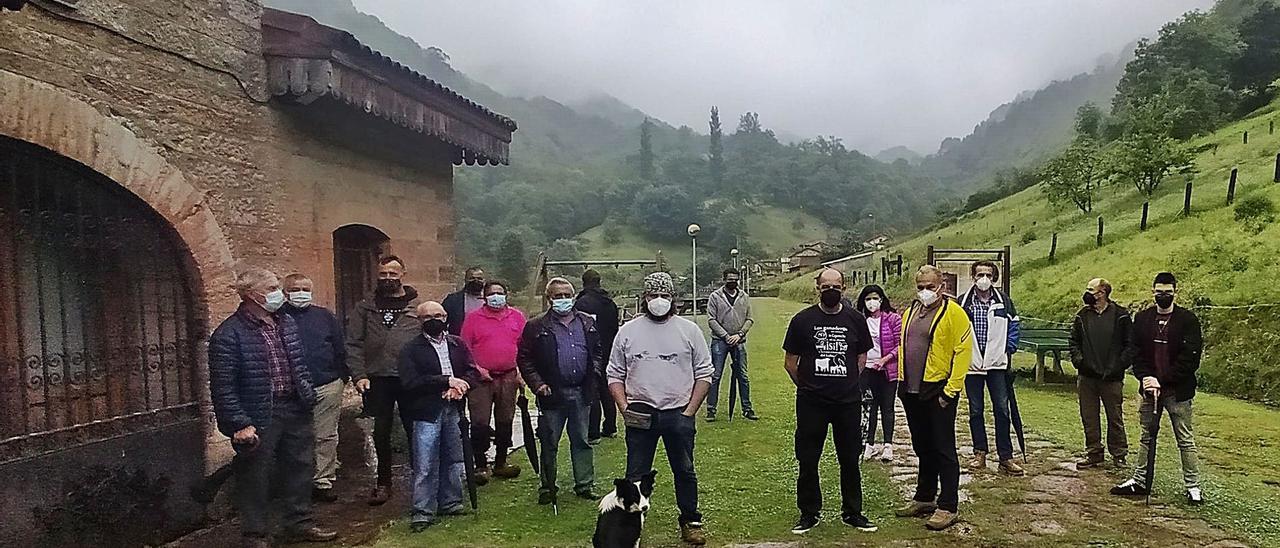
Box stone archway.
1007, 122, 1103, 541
0, 68, 237, 320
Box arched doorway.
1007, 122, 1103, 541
333, 224, 390, 327
0, 135, 205, 543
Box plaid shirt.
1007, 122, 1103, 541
240, 307, 297, 400
969, 297, 991, 352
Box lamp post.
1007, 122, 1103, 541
688, 223, 700, 317
731, 248, 739, 271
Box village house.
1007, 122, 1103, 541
0, 1, 514, 545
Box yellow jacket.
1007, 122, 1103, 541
897, 297, 974, 399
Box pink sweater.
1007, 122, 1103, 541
461, 305, 526, 373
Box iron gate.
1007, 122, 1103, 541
0, 136, 202, 464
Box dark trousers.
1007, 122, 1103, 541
795, 395, 863, 518
860, 369, 897, 445
1077, 375, 1127, 460
900, 391, 960, 512
624, 404, 701, 525
588, 379, 617, 439
234, 400, 315, 538
539, 386, 595, 495
965, 370, 1014, 461
707, 339, 752, 414
365, 376, 412, 485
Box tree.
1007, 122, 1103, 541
639, 118, 655, 180
496, 230, 530, 290
1074, 102, 1103, 140
1105, 100, 1194, 198
631, 184, 697, 241
1230, 3, 1280, 93
708, 106, 724, 187
1041, 138, 1102, 213
736, 112, 763, 134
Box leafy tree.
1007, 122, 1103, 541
708, 106, 724, 187
1041, 138, 1102, 213
496, 230, 530, 290
631, 184, 698, 241
639, 118, 655, 180
1073, 103, 1104, 139
1230, 3, 1280, 92
1105, 99, 1195, 198
736, 112, 763, 134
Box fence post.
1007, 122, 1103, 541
1184, 181, 1193, 216
1244, 130, 1249, 144
1140, 202, 1149, 231
1096, 216, 1104, 247
1274, 153, 1280, 183
1049, 232, 1058, 262
1228, 168, 1238, 204
1009, 224, 1015, 235
897, 254, 903, 276
1271, 120, 1275, 135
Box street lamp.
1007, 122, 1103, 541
688, 223, 700, 317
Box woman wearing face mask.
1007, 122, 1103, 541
855, 285, 902, 463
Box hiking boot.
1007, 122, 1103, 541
475, 466, 492, 486
575, 489, 599, 500
492, 463, 521, 479
894, 500, 937, 517
999, 459, 1026, 476
409, 521, 433, 534
1076, 455, 1105, 469
880, 444, 895, 463
790, 514, 820, 534
440, 505, 469, 516
862, 443, 879, 461
538, 491, 555, 505
925, 509, 959, 531
282, 526, 339, 543
842, 513, 878, 532
705, 411, 717, 423
968, 451, 987, 470
588, 437, 602, 446
1110, 479, 1150, 497
681, 521, 707, 545
1111, 456, 1128, 469
1186, 487, 1204, 505
312, 487, 338, 503
368, 485, 391, 506
743, 409, 759, 421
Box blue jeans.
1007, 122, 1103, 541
625, 404, 701, 525
539, 386, 595, 495
410, 406, 465, 524
707, 339, 752, 414
966, 370, 1014, 461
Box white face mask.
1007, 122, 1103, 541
917, 289, 939, 306
865, 298, 881, 313
646, 297, 672, 317
975, 277, 993, 291
287, 290, 313, 308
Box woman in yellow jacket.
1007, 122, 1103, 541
893, 265, 973, 532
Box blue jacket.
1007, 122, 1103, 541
208, 304, 317, 438
281, 304, 348, 386
398, 334, 479, 422
959, 287, 1020, 373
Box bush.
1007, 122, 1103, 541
1234, 195, 1276, 234
1020, 230, 1039, 244
602, 223, 623, 245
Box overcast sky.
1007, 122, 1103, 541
354, 0, 1213, 153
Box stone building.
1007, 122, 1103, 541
0, 1, 514, 544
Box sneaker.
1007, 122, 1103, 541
925, 509, 959, 531
680, 521, 707, 545
1186, 487, 1204, 505
967, 451, 987, 470
1076, 455, 1105, 469
842, 513, 878, 532
367, 485, 391, 506
492, 463, 521, 479
439, 505, 469, 516
475, 466, 492, 486
409, 521, 433, 534
1110, 479, 1150, 497
575, 489, 599, 500
312, 487, 338, 503
880, 444, 895, 463
588, 437, 602, 446
282, 526, 339, 543
791, 514, 820, 534
999, 459, 1026, 476
538, 491, 555, 505
743, 410, 760, 421
705, 412, 717, 423
601, 431, 618, 439
1111, 456, 1128, 469
862, 444, 879, 461
894, 500, 937, 518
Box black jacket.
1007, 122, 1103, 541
345, 286, 421, 380
1129, 305, 1203, 401
398, 334, 479, 422
1069, 302, 1133, 382
517, 311, 606, 409
442, 290, 482, 337
208, 305, 317, 438
281, 304, 348, 386
574, 287, 620, 350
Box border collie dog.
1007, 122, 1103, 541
593, 470, 656, 548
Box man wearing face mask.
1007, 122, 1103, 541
958, 261, 1024, 476
281, 273, 349, 503
608, 272, 714, 545
346, 255, 422, 505
518, 277, 605, 502
209, 268, 336, 547
1112, 272, 1204, 505
894, 265, 973, 531
1069, 278, 1133, 469
706, 268, 757, 422
461, 280, 527, 483
782, 269, 877, 535
575, 269, 620, 444
443, 266, 487, 337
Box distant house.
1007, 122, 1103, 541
865, 235, 890, 249
821, 250, 876, 273
787, 241, 829, 269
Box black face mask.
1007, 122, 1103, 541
819, 288, 842, 308
422, 318, 447, 337
377, 279, 402, 295
1082, 292, 1098, 306
1155, 294, 1175, 309
725, 281, 739, 291
464, 280, 484, 294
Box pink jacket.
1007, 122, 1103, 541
867, 311, 903, 380
461, 305, 527, 373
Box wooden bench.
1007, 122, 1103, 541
1018, 327, 1071, 383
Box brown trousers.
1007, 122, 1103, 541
1077, 375, 1127, 460
467, 369, 520, 468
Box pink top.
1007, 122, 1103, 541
867, 311, 903, 380
461, 305, 527, 373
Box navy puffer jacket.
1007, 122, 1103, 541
209, 305, 317, 438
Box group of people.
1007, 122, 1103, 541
206, 252, 1204, 547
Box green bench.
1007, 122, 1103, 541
1018, 327, 1071, 383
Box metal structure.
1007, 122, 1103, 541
926, 245, 1012, 298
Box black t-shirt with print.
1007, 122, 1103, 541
782, 303, 874, 404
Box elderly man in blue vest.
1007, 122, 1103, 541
957, 260, 1025, 476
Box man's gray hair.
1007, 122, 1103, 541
233, 267, 278, 296
545, 276, 575, 294
916, 264, 944, 279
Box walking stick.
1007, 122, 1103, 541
727, 365, 738, 422
1144, 392, 1164, 506
457, 398, 479, 510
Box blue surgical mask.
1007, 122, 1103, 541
287, 290, 313, 308
486, 294, 507, 309
263, 289, 285, 313
551, 298, 574, 314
